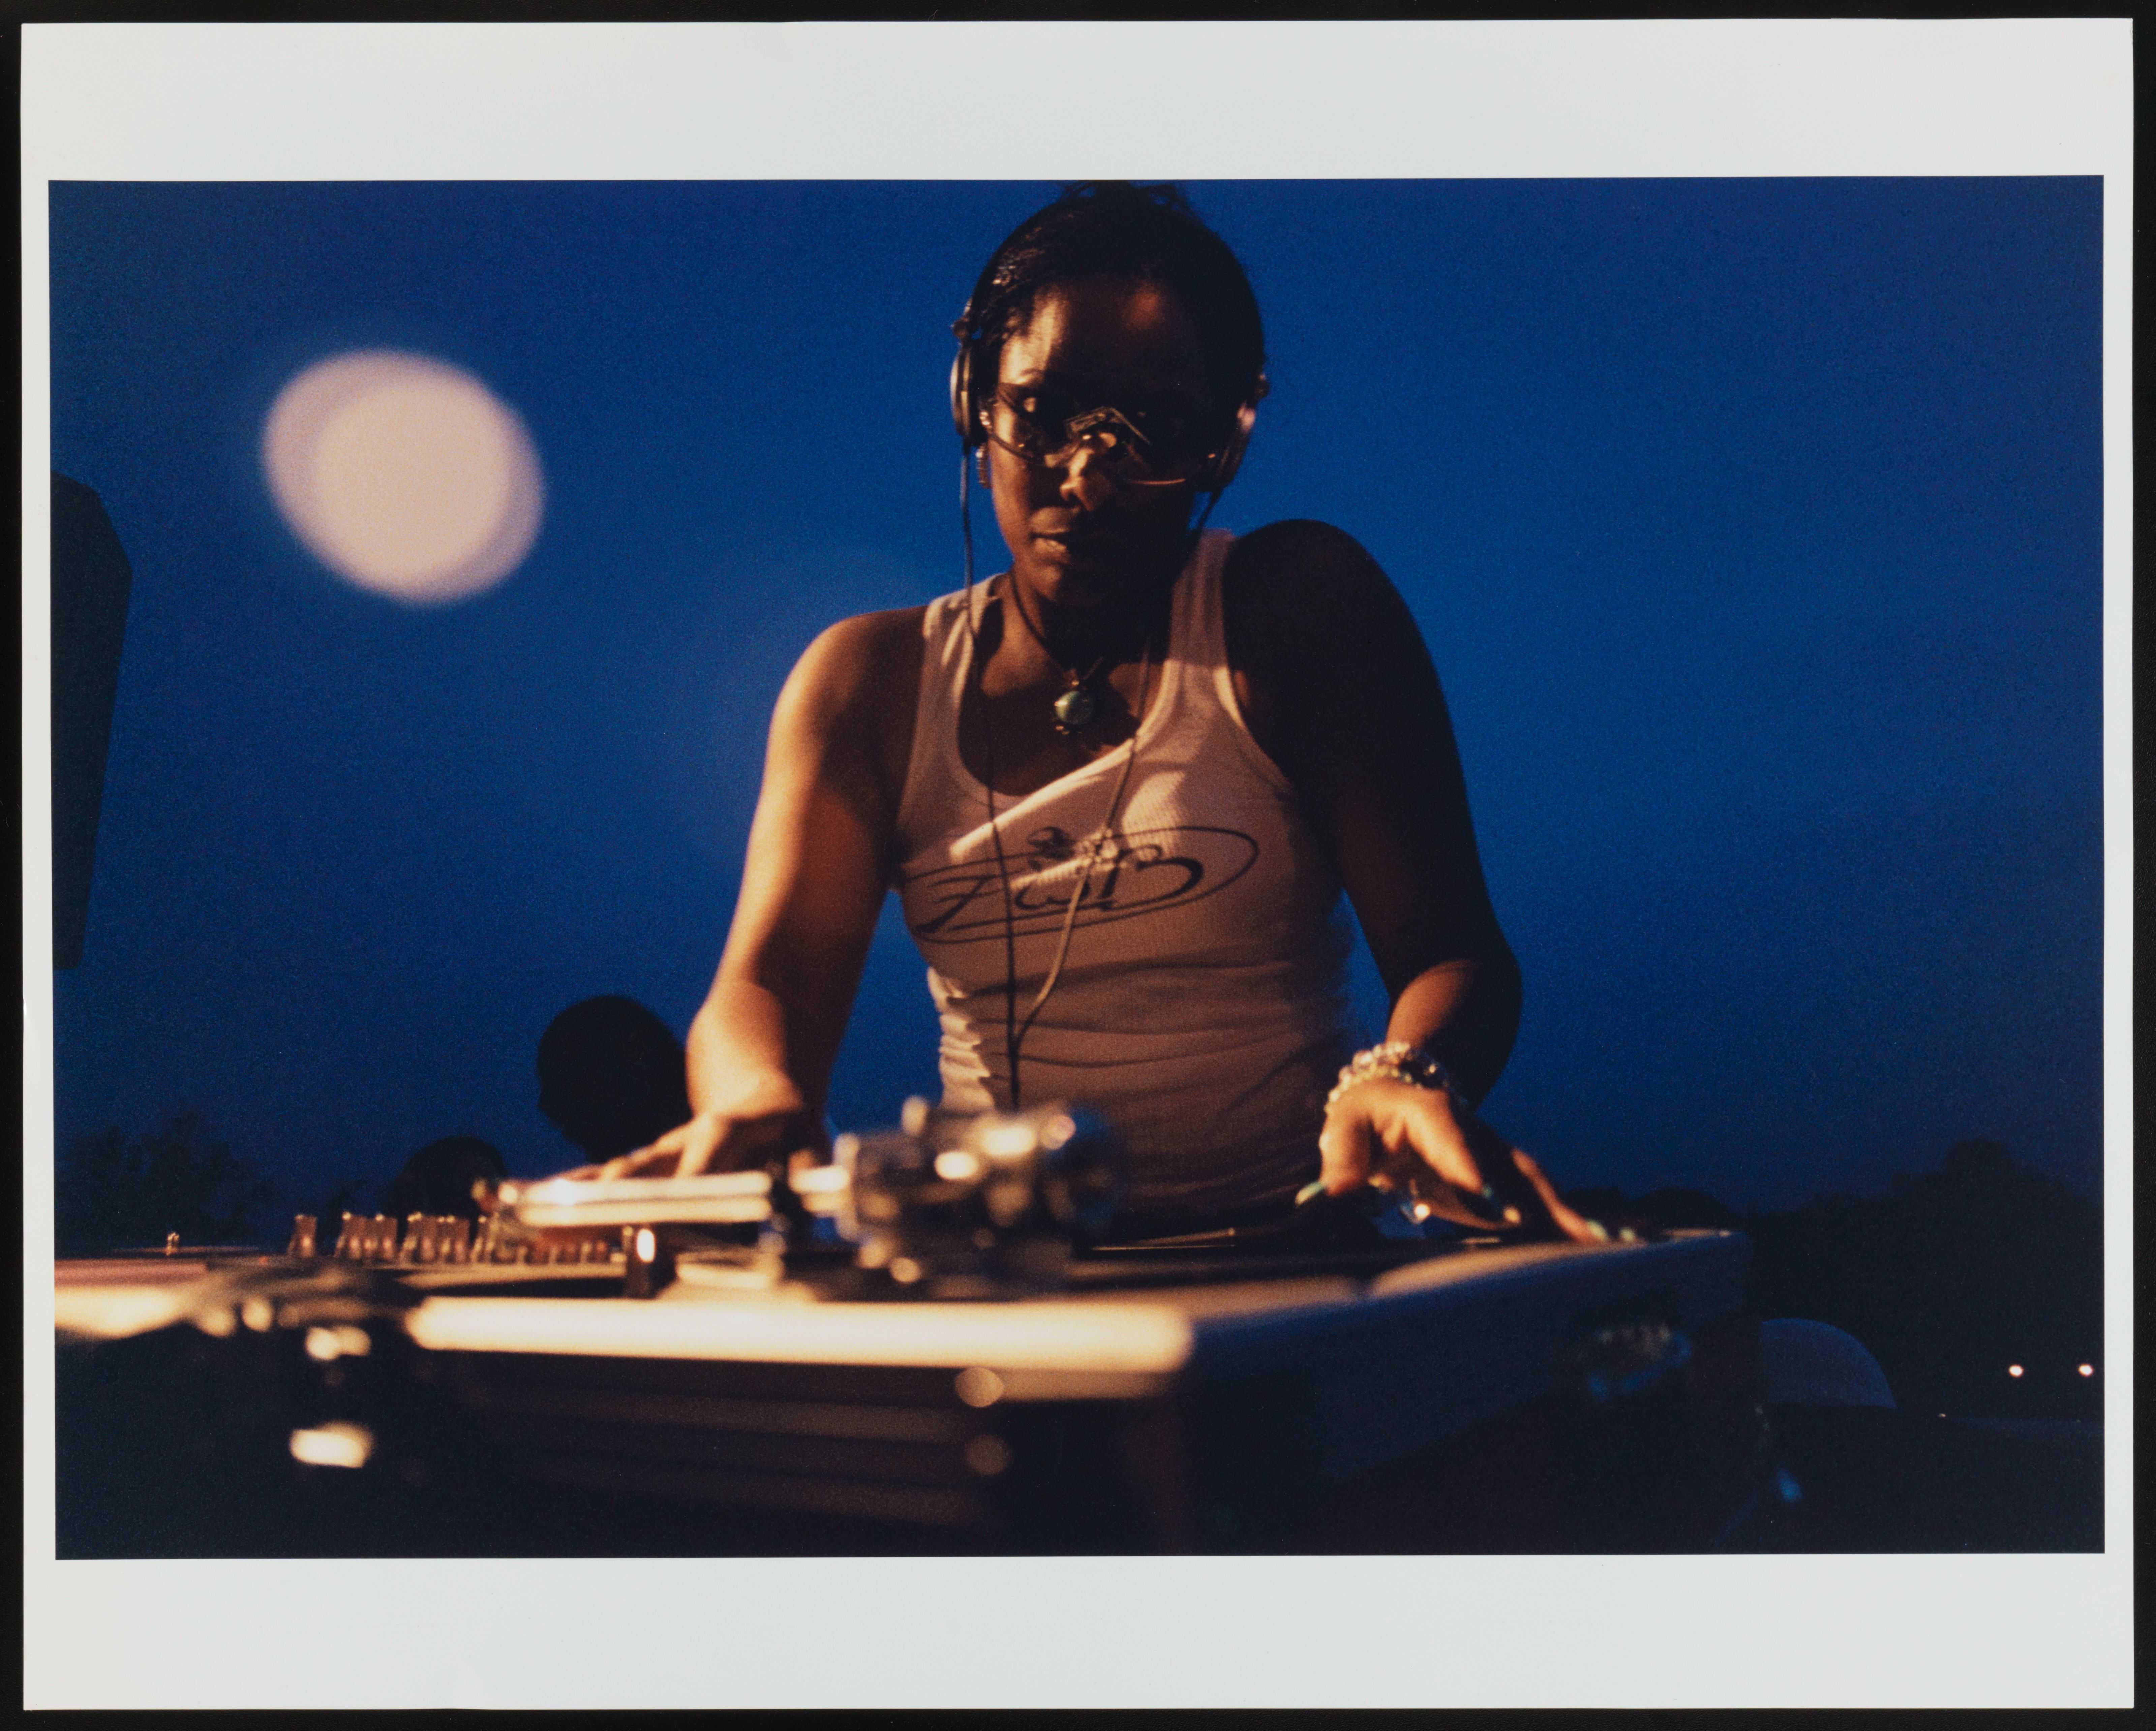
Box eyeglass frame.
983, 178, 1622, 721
975, 385, 1230, 488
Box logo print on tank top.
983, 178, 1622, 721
904, 825, 1259, 944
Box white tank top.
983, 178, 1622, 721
892, 529, 1357, 1231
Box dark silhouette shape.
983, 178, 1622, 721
1746, 1137, 2101, 1422
1576, 1139, 2101, 1422
55, 1112, 276, 1254
1523, 1143, 2103, 1549
385, 1135, 507, 1221
51, 473, 134, 969
536, 995, 694, 1163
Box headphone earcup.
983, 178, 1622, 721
950, 344, 975, 446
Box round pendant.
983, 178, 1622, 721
1051, 683, 1098, 734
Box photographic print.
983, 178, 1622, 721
24, 21, 2131, 1711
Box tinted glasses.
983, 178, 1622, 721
981, 385, 1222, 486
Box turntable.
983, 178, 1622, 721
54, 1102, 1772, 1556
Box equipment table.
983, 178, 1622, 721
54, 1230, 1766, 1555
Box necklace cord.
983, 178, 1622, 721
957, 467, 1216, 1114
1003, 573, 1110, 689
1012, 634, 1153, 1072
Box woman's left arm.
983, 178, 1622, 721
1226, 520, 1600, 1240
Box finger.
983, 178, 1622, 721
594, 1116, 709, 1182
598, 1142, 685, 1182
1398, 1171, 1508, 1230
1509, 1147, 1607, 1246
1454, 1112, 1561, 1229
1317, 1100, 1380, 1194
1402, 1094, 1490, 1196
671, 1113, 739, 1179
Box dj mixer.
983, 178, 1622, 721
53, 1105, 1779, 1556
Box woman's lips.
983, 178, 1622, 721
1035, 525, 1117, 556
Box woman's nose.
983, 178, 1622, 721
1057, 443, 1115, 511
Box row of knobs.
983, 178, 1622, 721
284, 1212, 625, 1266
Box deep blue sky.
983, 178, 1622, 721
47, 178, 2103, 1214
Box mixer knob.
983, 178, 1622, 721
623, 1224, 674, 1298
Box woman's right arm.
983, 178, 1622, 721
596, 610, 916, 1179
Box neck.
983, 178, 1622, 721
1004, 550, 1183, 669
1015, 582, 1161, 672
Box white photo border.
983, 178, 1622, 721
21, 19, 2134, 1710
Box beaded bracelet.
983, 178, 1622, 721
1325, 1041, 1467, 1114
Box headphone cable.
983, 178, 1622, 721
959, 453, 1027, 1110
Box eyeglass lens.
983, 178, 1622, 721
986, 392, 1209, 482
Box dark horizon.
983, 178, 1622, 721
47, 177, 2104, 1216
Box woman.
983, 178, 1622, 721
600, 182, 1600, 1245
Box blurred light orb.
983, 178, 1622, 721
264, 350, 543, 604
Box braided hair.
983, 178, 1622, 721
959, 182, 1266, 423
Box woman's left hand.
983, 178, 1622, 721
1316, 1077, 1606, 1245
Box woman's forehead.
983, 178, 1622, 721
997, 278, 1211, 393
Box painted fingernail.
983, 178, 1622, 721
1295, 1178, 1328, 1206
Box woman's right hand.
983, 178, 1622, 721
560, 1072, 821, 1182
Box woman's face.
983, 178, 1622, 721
984, 276, 1218, 615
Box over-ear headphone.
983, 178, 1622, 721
950, 296, 1266, 497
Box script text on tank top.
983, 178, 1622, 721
903, 825, 1259, 943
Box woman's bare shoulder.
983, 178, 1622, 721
775, 605, 929, 809
1222, 519, 1416, 683
787, 604, 929, 717
1225, 519, 1393, 613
